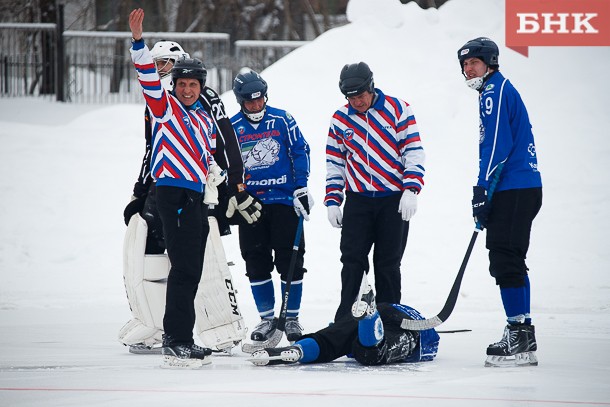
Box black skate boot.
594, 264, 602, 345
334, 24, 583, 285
351, 273, 377, 321
250, 317, 278, 342
485, 324, 538, 367
285, 317, 304, 342
161, 335, 213, 369
249, 346, 303, 366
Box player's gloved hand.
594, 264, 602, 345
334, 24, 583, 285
226, 184, 262, 224
398, 189, 418, 221
123, 195, 145, 226
326, 205, 343, 228
293, 186, 314, 221
472, 185, 490, 230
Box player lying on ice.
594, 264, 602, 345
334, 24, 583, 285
250, 274, 440, 366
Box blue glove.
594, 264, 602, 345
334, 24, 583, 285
472, 186, 490, 229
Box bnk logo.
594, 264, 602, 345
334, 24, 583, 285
506, 0, 610, 56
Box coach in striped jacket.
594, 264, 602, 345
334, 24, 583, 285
129, 9, 216, 358
325, 62, 425, 322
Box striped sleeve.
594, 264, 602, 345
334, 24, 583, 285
130, 42, 169, 120
396, 101, 425, 192
325, 116, 346, 206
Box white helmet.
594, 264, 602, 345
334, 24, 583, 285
150, 41, 190, 90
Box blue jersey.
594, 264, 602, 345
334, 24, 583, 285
231, 106, 310, 205
391, 304, 440, 362
478, 72, 542, 192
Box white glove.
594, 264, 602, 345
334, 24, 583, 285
293, 187, 314, 221
398, 189, 418, 221
327, 205, 343, 228
203, 165, 226, 205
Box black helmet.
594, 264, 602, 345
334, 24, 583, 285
171, 57, 207, 88
233, 70, 268, 105
339, 62, 374, 97
457, 37, 499, 72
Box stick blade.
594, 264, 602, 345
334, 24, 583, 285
400, 316, 443, 331
241, 329, 283, 354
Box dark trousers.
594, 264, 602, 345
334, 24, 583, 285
334, 192, 408, 321
304, 303, 416, 365
156, 185, 209, 345
142, 183, 165, 254
238, 203, 305, 282
487, 188, 542, 288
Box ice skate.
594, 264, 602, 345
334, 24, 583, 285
128, 342, 162, 355
249, 346, 303, 366
485, 324, 538, 367
285, 317, 304, 342
160, 336, 213, 369
250, 317, 278, 342
351, 273, 377, 321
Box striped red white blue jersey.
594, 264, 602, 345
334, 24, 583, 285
325, 88, 425, 207
130, 41, 214, 193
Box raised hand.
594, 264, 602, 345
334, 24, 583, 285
128, 8, 144, 41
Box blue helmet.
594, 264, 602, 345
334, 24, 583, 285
339, 62, 374, 97
457, 37, 499, 73
233, 70, 268, 105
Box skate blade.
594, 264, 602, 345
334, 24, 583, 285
248, 353, 299, 366
485, 351, 538, 367
160, 355, 212, 369
129, 344, 162, 355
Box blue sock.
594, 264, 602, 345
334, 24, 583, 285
282, 279, 302, 319
250, 278, 274, 319
295, 338, 319, 363
524, 275, 532, 325
500, 286, 526, 325
358, 311, 384, 347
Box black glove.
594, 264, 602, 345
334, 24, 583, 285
123, 195, 146, 226
471, 185, 490, 229
226, 184, 263, 224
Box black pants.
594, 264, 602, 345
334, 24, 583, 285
143, 183, 230, 255
303, 303, 417, 365
487, 187, 542, 288
156, 185, 209, 345
334, 192, 408, 321
142, 184, 165, 254
238, 203, 305, 282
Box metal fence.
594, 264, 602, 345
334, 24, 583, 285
62, 31, 231, 103
0, 22, 309, 104
0, 23, 57, 100
235, 40, 309, 74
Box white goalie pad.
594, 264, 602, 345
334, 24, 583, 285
119, 214, 245, 351
195, 217, 246, 350
118, 213, 168, 346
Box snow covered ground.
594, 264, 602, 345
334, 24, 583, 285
1, 0, 609, 405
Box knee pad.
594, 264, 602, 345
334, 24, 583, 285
118, 214, 169, 346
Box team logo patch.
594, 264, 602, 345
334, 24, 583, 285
250, 91, 261, 99
243, 137, 281, 169
237, 125, 246, 135
183, 117, 191, 126
206, 89, 215, 97
286, 112, 293, 120
344, 128, 354, 140
485, 84, 495, 91
460, 49, 470, 56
